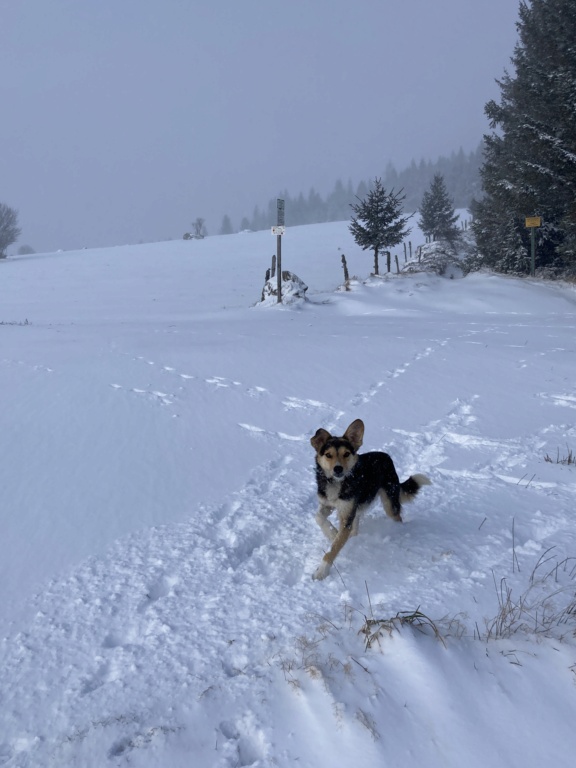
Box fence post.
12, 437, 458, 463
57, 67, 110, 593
341, 253, 350, 290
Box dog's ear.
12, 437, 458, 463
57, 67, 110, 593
343, 419, 364, 450
311, 428, 331, 453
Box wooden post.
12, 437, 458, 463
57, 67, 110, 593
275, 199, 285, 303
395, 254, 400, 273
341, 253, 350, 290
403, 242, 407, 262
276, 235, 282, 303
271, 254, 276, 278
386, 251, 391, 273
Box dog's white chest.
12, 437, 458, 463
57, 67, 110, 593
323, 481, 344, 506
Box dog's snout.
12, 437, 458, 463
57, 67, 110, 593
333, 465, 344, 477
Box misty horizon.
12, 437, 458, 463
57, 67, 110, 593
2, 1, 520, 252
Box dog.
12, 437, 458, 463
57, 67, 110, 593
310, 418, 430, 580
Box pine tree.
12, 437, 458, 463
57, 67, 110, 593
474, 0, 576, 275
349, 179, 411, 274
219, 214, 234, 235
419, 174, 461, 244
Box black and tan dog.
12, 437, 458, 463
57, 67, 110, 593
311, 418, 430, 580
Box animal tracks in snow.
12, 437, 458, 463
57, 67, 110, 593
114, 354, 275, 406
538, 392, 576, 410
282, 395, 326, 411
217, 714, 270, 766
351, 343, 440, 406
0, 358, 54, 374
110, 382, 174, 405
238, 423, 306, 442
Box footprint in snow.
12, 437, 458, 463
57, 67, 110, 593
109, 383, 173, 405
218, 715, 269, 767
80, 660, 113, 696
205, 375, 242, 389
282, 396, 328, 411
138, 574, 180, 612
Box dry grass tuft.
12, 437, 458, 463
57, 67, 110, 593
544, 446, 575, 465
359, 608, 446, 650
481, 548, 576, 640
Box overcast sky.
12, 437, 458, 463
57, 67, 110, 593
2, 0, 520, 252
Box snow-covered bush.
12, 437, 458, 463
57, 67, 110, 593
402, 240, 463, 278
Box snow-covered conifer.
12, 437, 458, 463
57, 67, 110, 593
349, 178, 411, 274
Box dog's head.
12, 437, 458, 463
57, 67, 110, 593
311, 419, 364, 481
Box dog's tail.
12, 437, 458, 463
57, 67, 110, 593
400, 473, 431, 503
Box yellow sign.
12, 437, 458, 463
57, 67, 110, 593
525, 216, 542, 228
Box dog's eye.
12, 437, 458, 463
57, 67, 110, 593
343, 451, 351, 458
325, 452, 333, 459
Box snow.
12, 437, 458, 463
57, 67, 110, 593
1, 221, 576, 767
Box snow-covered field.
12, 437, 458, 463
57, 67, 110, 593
1, 221, 575, 767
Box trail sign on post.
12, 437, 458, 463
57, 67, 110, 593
525, 216, 542, 277
275, 199, 285, 303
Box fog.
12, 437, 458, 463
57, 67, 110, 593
1, 0, 519, 252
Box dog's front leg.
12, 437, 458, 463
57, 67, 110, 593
315, 502, 338, 542
313, 504, 357, 580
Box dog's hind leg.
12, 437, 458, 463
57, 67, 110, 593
315, 504, 338, 542
379, 485, 403, 522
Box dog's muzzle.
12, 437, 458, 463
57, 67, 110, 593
332, 465, 344, 478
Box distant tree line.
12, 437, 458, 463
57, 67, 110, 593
224, 146, 481, 234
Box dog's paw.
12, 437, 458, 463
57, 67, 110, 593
312, 560, 332, 581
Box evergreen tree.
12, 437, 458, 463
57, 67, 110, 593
473, 0, 576, 275
349, 179, 411, 274
0, 203, 21, 257
219, 214, 234, 235
419, 174, 460, 243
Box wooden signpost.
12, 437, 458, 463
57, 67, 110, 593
273, 199, 285, 303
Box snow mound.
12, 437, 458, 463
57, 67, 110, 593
404, 240, 464, 278
259, 270, 308, 306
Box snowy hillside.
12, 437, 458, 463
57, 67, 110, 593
1, 222, 575, 767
